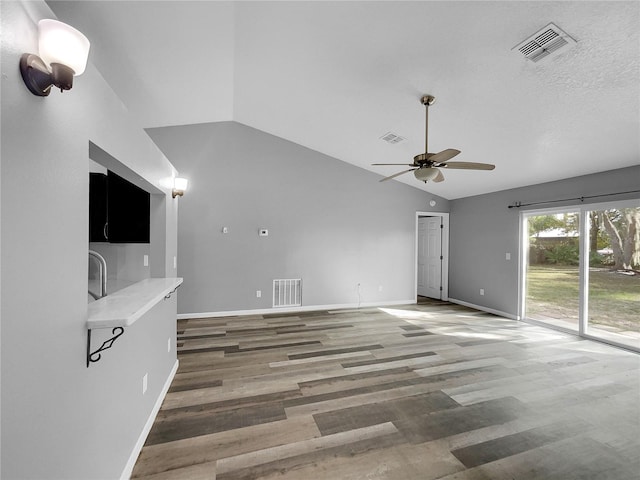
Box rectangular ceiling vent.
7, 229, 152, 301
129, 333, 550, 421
380, 132, 405, 144
513, 23, 577, 63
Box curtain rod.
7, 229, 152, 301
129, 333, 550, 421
508, 189, 640, 209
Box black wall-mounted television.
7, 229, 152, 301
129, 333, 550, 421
89, 171, 150, 243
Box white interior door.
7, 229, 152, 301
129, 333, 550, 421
418, 216, 442, 299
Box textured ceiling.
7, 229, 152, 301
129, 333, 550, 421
48, 1, 640, 199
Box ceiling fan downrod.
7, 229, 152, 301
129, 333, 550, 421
421, 95, 435, 156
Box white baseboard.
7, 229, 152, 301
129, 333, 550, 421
447, 298, 518, 320
177, 299, 417, 319
120, 359, 179, 480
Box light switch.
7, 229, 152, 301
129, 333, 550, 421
143, 254, 149, 266
506, 252, 511, 260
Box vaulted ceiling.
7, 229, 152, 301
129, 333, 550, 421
48, 1, 639, 199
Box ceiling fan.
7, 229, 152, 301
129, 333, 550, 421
373, 95, 495, 183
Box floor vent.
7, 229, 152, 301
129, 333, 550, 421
513, 22, 577, 63
380, 132, 405, 144
273, 279, 302, 307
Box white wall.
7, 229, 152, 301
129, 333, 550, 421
1, 2, 179, 478
147, 121, 450, 315
448, 165, 640, 317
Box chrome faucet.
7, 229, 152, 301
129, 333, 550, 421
88, 250, 107, 300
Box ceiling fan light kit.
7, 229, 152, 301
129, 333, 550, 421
414, 167, 440, 182
373, 95, 495, 184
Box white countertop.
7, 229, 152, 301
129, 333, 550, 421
87, 277, 183, 329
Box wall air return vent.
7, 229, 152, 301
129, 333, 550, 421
273, 279, 302, 307
380, 132, 405, 144
513, 23, 577, 63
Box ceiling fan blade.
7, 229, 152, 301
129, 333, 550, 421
379, 168, 416, 182
428, 149, 461, 164
432, 168, 445, 182
441, 161, 495, 170
372, 163, 416, 166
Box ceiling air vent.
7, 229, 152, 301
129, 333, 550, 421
513, 23, 577, 63
380, 132, 405, 144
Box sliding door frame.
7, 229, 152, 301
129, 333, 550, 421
519, 199, 640, 353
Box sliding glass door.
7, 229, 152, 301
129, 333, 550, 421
524, 211, 580, 332
522, 201, 640, 351
585, 207, 640, 348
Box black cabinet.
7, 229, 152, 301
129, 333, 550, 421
89, 173, 108, 242
89, 171, 150, 243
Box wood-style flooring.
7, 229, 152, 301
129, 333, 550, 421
132, 299, 640, 479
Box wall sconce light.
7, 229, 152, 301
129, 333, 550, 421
20, 19, 90, 96
172, 178, 188, 198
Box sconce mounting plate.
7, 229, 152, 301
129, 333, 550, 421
20, 53, 52, 96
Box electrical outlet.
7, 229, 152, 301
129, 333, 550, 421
167, 338, 171, 353
143, 254, 149, 266
142, 373, 148, 394
480, 288, 485, 296
506, 252, 511, 260
256, 290, 262, 298
378, 285, 383, 292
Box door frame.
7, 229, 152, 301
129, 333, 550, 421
415, 211, 449, 301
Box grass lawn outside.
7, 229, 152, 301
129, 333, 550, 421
526, 265, 640, 334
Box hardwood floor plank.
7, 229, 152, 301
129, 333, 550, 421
297, 366, 416, 395
287, 344, 384, 360
341, 350, 437, 367
393, 396, 527, 443
162, 380, 300, 410
145, 402, 287, 445
133, 416, 320, 477
268, 351, 373, 368
224, 439, 465, 480
168, 378, 223, 393
437, 435, 639, 480
312, 391, 459, 435
216, 422, 399, 476
450, 420, 590, 468
133, 461, 217, 480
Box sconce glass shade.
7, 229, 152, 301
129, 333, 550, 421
172, 177, 188, 198
38, 19, 90, 75
174, 178, 189, 191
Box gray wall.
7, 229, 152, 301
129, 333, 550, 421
1, 2, 180, 478
449, 165, 640, 317
148, 122, 449, 315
